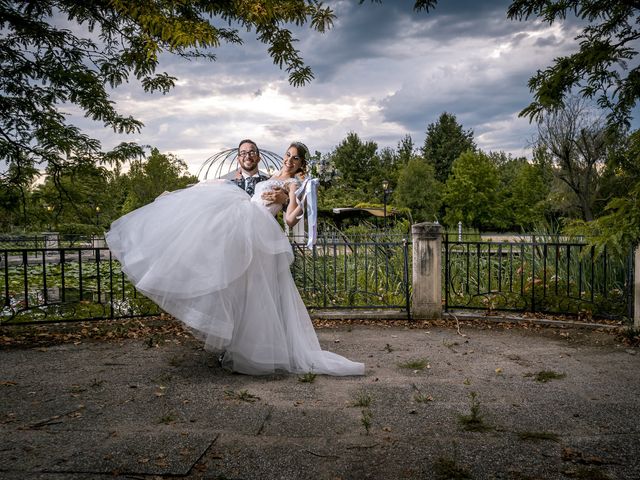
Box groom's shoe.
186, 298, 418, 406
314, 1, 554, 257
217, 351, 226, 367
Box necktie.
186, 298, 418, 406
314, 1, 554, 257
245, 176, 257, 196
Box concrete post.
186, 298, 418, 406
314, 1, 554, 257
412, 222, 442, 319
635, 245, 640, 329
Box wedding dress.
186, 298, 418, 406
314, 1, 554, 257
105, 179, 364, 376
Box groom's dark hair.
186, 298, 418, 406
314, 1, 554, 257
238, 139, 260, 154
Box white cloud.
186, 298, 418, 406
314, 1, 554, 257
60, 1, 637, 176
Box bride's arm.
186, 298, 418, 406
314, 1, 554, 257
283, 182, 303, 227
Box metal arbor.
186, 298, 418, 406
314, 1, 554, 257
197, 148, 284, 180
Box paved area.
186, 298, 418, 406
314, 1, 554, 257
1, 317, 639, 479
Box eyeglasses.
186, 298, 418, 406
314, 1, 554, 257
238, 150, 258, 158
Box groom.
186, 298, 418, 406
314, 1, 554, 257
227, 138, 287, 205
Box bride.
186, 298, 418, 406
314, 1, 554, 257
106, 142, 365, 376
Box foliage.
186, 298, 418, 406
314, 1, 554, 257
566, 129, 640, 253
1, 0, 336, 197
444, 237, 630, 318
352, 390, 373, 408
396, 134, 416, 167
531, 370, 566, 383
442, 150, 506, 230
298, 371, 317, 383
33, 159, 115, 233
535, 97, 616, 221
499, 151, 554, 230
0, 159, 40, 229
421, 112, 476, 183
330, 132, 381, 191
507, 1, 640, 130
398, 358, 430, 370
394, 157, 443, 223
458, 391, 492, 432
567, 179, 640, 256
120, 148, 197, 214
293, 227, 410, 309
1, 254, 160, 325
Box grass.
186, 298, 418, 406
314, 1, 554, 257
620, 326, 640, 346
298, 371, 317, 383
411, 383, 433, 403
158, 412, 177, 425
224, 389, 260, 402
360, 409, 372, 435
528, 370, 567, 383
352, 390, 373, 408
398, 358, 430, 370
414, 393, 434, 403
458, 392, 492, 432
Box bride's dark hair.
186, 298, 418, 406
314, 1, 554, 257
288, 141, 308, 176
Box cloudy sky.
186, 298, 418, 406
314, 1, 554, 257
78, 0, 627, 176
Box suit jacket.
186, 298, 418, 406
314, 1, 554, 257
229, 173, 270, 196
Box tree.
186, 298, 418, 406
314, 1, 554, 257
330, 132, 380, 191
0, 158, 40, 229
396, 135, 415, 166
421, 112, 476, 183
442, 151, 506, 231
535, 97, 615, 221
507, 1, 640, 129
394, 157, 442, 223
567, 128, 640, 253
33, 158, 113, 233
1, 0, 336, 195
120, 149, 197, 213
499, 152, 554, 230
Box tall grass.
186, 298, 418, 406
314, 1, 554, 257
444, 237, 631, 319
291, 224, 410, 309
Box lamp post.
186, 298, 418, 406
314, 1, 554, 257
382, 179, 390, 229
45, 205, 53, 231
95, 206, 101, 227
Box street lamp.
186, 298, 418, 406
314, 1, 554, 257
382, 180, 390, 229
95, 206, 101, 226
45, 205, 53, 231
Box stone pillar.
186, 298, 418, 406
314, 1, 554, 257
412, 222, 442, 319
635, 245, 640, 329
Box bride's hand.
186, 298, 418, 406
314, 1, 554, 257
262, 187, 288, 205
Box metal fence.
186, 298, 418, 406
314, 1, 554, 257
292, 235, 411, 316
0, 233, 105, 251
1, 247, 161, 325
443, 237, 634, 320
3, 233, 633, 326
1, 234, 412, 326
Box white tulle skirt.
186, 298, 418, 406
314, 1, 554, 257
105, 181, 364, 376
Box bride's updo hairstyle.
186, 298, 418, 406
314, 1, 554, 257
289, 141, 309, 178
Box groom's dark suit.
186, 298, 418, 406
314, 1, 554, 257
230, 172, 270, 197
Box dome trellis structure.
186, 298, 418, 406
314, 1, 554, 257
198, 148, 284, 180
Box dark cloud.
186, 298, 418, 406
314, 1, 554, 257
533, 34, 563, 48
51, 0, 637, 171
304, 0, 519, 81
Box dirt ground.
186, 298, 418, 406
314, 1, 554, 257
1, 315, 639, 479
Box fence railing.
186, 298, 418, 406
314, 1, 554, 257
1, 248, 161, 325
2, 232, 634, 326
443, 237, 634, 319
292, 236, 411, 315
0, 233, 105, 250
1, 235, 412, 326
